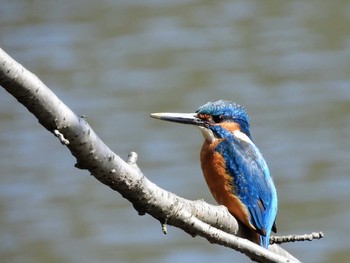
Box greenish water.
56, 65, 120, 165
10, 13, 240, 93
1, 1, 350, 262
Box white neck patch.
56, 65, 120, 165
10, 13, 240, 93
197, 126, 217, 143
197, 126, 253, 146
233, 130, 254, 145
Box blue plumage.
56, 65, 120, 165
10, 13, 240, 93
214, 125, 277, 247
198, 101, 278, 248
151, 99, 278, 248
196, 100, 251, 137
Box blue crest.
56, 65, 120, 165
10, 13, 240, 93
196, 100, 251, 137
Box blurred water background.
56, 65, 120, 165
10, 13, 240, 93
1, 1, 350, 262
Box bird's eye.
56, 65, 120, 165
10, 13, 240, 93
211, 115, 224, 123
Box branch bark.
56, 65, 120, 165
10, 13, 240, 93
0, 47, 300, 263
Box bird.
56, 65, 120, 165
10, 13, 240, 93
150, 100, 278, 248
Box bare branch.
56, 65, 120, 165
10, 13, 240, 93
0, 47, 302, 263
271, 232, 324, 245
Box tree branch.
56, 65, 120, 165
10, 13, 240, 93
271, 232, 324, 245
0, 47, 301, 263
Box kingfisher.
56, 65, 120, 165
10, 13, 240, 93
151, 100, 278, 248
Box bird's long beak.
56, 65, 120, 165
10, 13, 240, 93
150, 112, 204, 127
151, 112, 216, 142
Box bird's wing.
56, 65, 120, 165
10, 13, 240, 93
215, 136, 277, 236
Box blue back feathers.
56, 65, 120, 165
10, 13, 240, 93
196, 100, 278, 248
215, 131, 277, 247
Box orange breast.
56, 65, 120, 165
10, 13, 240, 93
200, 140, 255, 231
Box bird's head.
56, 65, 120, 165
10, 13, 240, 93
151, 100, 251, 143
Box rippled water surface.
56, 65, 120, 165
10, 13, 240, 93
1, 1, 350, 262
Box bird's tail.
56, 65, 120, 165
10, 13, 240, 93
259, 234, 270, 248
